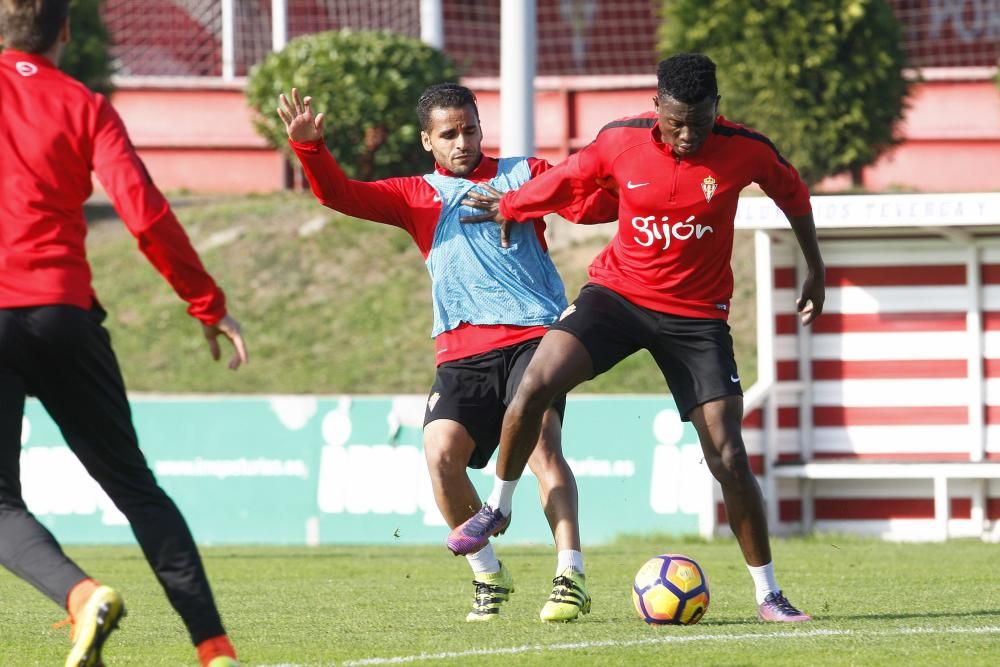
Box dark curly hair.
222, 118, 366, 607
0, 0, 69, 53
656, 53, 718, 104
415, 83, 479, 131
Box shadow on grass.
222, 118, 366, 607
84, 199, 121, 225
820, 608, 1000, 622
84, 194, 220, 227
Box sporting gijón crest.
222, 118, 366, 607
701, 175, 717, 203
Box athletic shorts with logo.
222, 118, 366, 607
423, 339, 567, 469
551, 283, 742, 420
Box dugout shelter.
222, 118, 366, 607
735, 192, 1000, 542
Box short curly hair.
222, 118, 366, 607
415, 83, 479, 131
656, 53, 718, 104
0, 0, 69, 53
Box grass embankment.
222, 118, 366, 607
85, 192, 758, 394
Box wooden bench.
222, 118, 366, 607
772, 460, 1000, 540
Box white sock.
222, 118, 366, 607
556, 549, 585, 576
466, 543, 501, 576
747, 562, 780, 605
486, 477, 518, 516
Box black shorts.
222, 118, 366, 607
550, 283, 742, 420
423, 339, 567, 469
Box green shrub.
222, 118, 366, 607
659, 0, 910, 187
62, 0, 114, 95
246, 30, 458, 180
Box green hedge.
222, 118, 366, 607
63, 0, 114, 95
659, 0, 910, 187
247, 30, 458, 180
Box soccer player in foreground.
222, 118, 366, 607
278, 83, 617, 622
457, 53, 825, 622
0, 1, 246, 664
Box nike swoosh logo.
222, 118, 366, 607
730, 375, 741, 383
627, 181, 649, 189
432, 195, 442, 202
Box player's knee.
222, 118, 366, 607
719, 441, 753, 487
423, 436, 464, 476
707, 440, 753, 488
512, 371, 557, 416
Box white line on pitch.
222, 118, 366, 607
341, 625, 1000, 666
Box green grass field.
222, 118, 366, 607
2, 535, 997, 666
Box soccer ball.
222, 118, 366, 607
631, 553, 709, 625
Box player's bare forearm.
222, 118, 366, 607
787, 212, 824, 273
786, 211, 826, 325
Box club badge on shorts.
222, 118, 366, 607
701, 175, 717, 203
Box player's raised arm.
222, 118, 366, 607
279, 88, 416, 229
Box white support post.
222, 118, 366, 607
934, 476, 950, 541
420, 0, 444, 49
221, 0, 235, 81
971, 478, 987, 538
755, 231, 781, 531
966, 245, 986, 462
500, 0, 536, 157
795, 253, 814, 462
801, 478, 815, 533
272, 0, 288, 52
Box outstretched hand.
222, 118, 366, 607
277, 88, 325, 142
202, 314, 249, 370
461, 183, 513, 248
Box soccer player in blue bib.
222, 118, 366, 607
280, 83, 617, 621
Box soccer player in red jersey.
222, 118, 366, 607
0, 2, 245, 664
457, 53, 825, 622
279, 84, 616, 622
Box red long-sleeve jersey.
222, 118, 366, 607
0, 49, 226, 324
500, 112, 811, 320
291, 138, 617, 363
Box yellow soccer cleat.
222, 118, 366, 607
207, 657, 241, 667
539, 568, 591, 622
65, 585, 126, 667
466, 561, 515, 622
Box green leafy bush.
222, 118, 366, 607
62, 0, 114, 95
659, 0, 910, 186
247, 30, 458, 180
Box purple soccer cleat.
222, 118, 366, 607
447, 504, 511, 555
757, 591, 812, 622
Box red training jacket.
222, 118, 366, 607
0, 49, 226, 325
290, 138, 617, 363
500, 112, 812, 320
